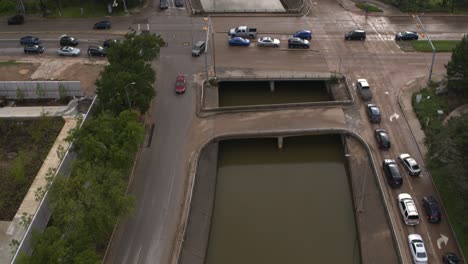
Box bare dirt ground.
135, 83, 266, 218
0, 57, 107, 96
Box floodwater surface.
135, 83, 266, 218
206, 136, 360, 264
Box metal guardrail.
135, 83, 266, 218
10, 96, 97, 263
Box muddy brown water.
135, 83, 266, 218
205, 136, 361, 264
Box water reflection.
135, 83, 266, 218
206, 136, 360, 264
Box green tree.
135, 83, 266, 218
446, 34, 468, 102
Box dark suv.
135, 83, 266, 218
60, 35, 79, 46
345, 29, 366, 40
8, 15, 24, 25
192, 41, 206, 56
367, 104, 381, 123
375, 128, 391, 149
24, 44, 45, 54
93, 20, 111, 29
20, 36, 40, 45
87, 46, 107, 57
160, 0, 168, 9
175, 0, 184, 7
422, 196, 441, 223
382, 159, 403, 188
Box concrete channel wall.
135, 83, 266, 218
173, 129, 402, 264
0, 81, 83, 99
10, 96, 97, 264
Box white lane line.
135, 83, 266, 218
367, 21, 395, 54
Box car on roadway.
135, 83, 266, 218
20, 36, 40, 45
345, 29, 366, 40
8, 14, 24, 25
422, 196, 442, 223
292, 30, 312, 40
382, 159, 402, 187
257, 37, 280, 47
288, 37, 310, 49
192, 41, 206, 56
398, 193, 420, 225
175, 75, 186, 94
160, 0, 168, 9
398, 153, 421, 176
356, 78, 372, 100
87, 46, 107, 57
175, 0, 184, 7
367, 104, 381, 123
375, 128, 391, 149
60, 35, 79, 46
93, 20, 111, 29
408, 234, 428, 264
395, 31, 419, 41
103, 39, 118, 48
228, 37, 250, 47
57, 46, 80, 56
24, 44, 45, 54
443, 252, 460, 264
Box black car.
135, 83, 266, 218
93, 20, 111, 29
103, 39, 118, 48
160, 0, 168, 9
175, 0, 184, 7
60, 35, 79, 46
288, 37, 310, 49
375, 128, 391, 149
345, 29, 366, 40
20, 36, 40, 45
8, 14, 24, 25
87, 46, 107, 57
367, 104, 381, 123
422, 196, 441, 223
395, 31, 418, 41
443, 253, 460, 264
382, 159, 403, 188
24, 44, 45, 54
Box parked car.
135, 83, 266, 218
293, 30, 312, 40
192, 41, 206, 56
57, 46, 80, 56
257, 37, 280, 47
395, 31, 419, 41
87, 46, 107, 57
160, 0, 168, 9
175, 75, 186, 94
228, 37, 250, 46
408, 234, 428, 264
398, 193, 420, 225
8, 14, 24, 25
367, 104, 381, 123
60, 35, 79, 46
398, 153, 421, 176
345, 29, 366, 40
382, 159, 403, 187
103, 39, 118, 48
24, 44, 45, 54
93, 20, 111, 29
288, 37, 310, 49
228, 26, 257, 39
422, 196, 442, 224
175, 0, 184, 7
357, 78, 372, 100
443, 252, 460, 264
20, 36, 40, 45
375, 128, 391, 149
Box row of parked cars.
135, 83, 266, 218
345, 29, 419, 41
359, 78, 459, 264
227, 29, 312, 49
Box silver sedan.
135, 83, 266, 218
257, 37, 280, 47
57, 46, 81, 56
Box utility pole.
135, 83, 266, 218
204, 17, 210, 79
414, 15, 436, 85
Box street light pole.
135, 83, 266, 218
124, 82, 136, 109
414, 15, 436, 85
204, 17, 210, 79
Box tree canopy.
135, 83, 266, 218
446, 34, 468, 102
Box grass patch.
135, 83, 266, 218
0, 60, 19, 66
0, 117, 64, 220
411, 40, 460, 52
355, 3, 383, 12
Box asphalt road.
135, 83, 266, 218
1, 0, 467, 262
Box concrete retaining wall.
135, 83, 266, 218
0, 81, 83, 99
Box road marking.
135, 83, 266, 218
389, 113, 399, 122
367, 21, 395, 54
437, 234, 448, 249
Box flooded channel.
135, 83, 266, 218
218, 81, 331, 107
205, 136, 360, 264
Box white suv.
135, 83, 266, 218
398, 193, 419, 225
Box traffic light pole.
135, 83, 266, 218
414, 15, 436, 85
